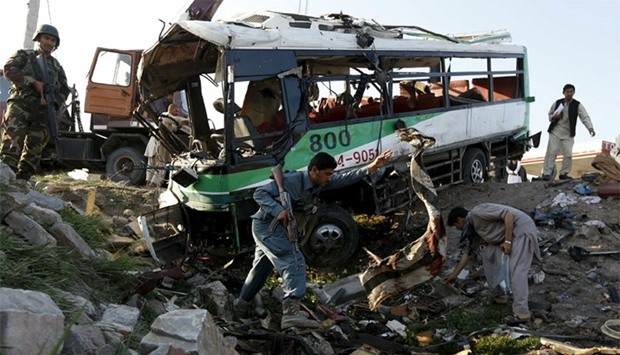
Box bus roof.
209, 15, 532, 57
140, 11, 526, 97
176, 11, 524, 52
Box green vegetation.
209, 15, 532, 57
307, 266, 351, 284
34, 171, 72, 185
0, 223, 139, 310
442, 304, 510, 334
353, 214, 392, 229
44, 305, 87, 355
0, 175, 164, 353
126, 302, 160, 350
35, 172, 113, 187
401, 297, 542, 353
58, 208, 109, 249
474, 334, 540, 354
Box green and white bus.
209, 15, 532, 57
137, 11, 538, 266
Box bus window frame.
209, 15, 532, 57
206, 47, 528, 167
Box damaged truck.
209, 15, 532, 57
1, 1, 218, 185
42, 48, 154, 185
136, 10, 539, 267
2, 47, 168, 185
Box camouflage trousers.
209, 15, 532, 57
0, 101, 50, 174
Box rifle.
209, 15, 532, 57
270, 165, 301, 271
36, 54, 58, 147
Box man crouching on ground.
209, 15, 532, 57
446, 203, 542, 324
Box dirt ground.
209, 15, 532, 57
324, 177, 619, 349
41, 174, 620, 349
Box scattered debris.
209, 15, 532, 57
1, 158, 619, 353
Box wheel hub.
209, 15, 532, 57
470, 159, 484, 183
309, 223, 343, 253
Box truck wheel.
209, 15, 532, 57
301, 204, 359, 268
462, 148, 486, 184
106, 147, 146, 185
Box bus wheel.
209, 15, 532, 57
106, 147, 146, 185
462, 148, 486, 183
301, 204, 359, 268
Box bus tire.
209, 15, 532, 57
106, 147, 146, 185
301, 204, 359, 268
462, 148, 486, 184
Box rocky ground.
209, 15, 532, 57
3, 167, 620, 354
312, 177, 620, 351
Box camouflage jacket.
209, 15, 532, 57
3, 49, 70, 108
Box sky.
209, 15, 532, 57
1, 0, 619, 158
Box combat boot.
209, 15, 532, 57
16, 171, 32, 181
281, 298, 320, 329
233, 295, 269, 321
16, 164, 34, 181
233, 297, 253, 320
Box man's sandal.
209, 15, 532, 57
502, 314, 530, 326
494, 296, 508, 305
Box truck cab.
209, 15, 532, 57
40, 48, 171, 185
85, 48, 144, 130
81, 48, 153, 184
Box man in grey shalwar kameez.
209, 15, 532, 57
446, 203, 542, 322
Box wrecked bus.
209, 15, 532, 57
137, 11, 538, 267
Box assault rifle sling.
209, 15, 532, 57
36, 54, 58, 145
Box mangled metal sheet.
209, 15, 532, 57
138, 10, 525, 98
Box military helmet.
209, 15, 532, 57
32, 24, 60, 48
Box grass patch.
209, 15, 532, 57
58, 208, 109, 249
35, 172, 117, 187
263, 270, 282, 291
0, 229, 140, 307
400, 296, 543, 353
35, 171, 71, 184
408, 303, 510, 337
442, 304, 510, 334
126, 302, 160, 350
353, 214, 392, 229
474, 334, 540, 354
307, 267, 351, 284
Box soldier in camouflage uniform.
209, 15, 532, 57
0, 24, 70, 180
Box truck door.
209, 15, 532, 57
85, 48, 142, 121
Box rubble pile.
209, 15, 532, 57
1, 162, 619, 354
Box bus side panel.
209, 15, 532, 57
283, 101, 527, 173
